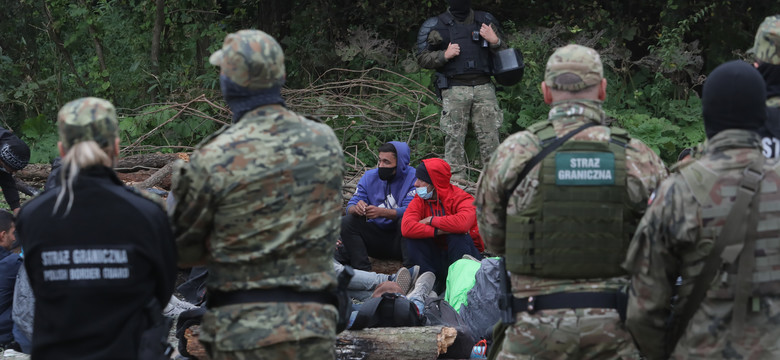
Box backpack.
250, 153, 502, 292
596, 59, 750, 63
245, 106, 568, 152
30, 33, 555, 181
424, 295, 476, 359
350, 293, 424, 330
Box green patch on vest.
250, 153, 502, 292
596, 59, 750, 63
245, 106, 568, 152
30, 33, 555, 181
555, 152, 615, 185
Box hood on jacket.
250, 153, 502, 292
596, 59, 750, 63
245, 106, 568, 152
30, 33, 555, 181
421, 158, 454, 202
388, 141, 411, 181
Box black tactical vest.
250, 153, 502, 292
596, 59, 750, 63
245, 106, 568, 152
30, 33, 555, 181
432, 12, 493, 78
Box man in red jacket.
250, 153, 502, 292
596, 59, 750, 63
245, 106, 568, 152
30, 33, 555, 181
401, 158, 483, 291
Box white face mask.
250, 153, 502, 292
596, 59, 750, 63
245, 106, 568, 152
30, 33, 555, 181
416, 186, 433, 199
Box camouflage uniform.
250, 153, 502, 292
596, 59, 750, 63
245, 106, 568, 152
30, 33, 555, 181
417, 7, 506, 180
623, 130, 780, 360
752, 16, 780, 108
170, 30, 343, 360
750, 16, 780, 158
475, 45, 667, 359
624, 60, 780, 359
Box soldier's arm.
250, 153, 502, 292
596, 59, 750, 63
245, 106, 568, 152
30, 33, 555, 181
416, 29, 448, 69
625, 140, 669, 210
623, 180, 680, 360
488, 23, 507, 51
475, 131, 539, 255
170, 159, 216, 268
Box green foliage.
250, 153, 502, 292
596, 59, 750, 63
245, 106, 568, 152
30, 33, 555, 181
1, 0, 778, 169
119, 104, 220, 151
20, 114, 59, 164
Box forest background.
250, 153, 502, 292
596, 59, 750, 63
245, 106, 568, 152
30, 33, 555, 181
2, 0, 780, 184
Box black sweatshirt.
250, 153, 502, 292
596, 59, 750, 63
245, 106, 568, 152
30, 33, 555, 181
17, 166, 176, 360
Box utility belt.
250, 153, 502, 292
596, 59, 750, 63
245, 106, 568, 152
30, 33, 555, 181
208, 288, 337, 309
449, 76, 491, 87
511, 291, 627, 322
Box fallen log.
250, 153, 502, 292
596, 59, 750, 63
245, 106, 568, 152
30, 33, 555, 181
115, 152, 184, 171
134, 162, 174, 190
336, 325, 457, 360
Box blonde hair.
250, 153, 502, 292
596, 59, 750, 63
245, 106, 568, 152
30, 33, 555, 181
54, 140, 115, 215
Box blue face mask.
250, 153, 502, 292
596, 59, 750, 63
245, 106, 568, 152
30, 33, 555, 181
416, 186, 433, 199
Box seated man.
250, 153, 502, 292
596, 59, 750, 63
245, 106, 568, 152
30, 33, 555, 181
337, 141, 417, 270
401, 158, 484, 291
0, 210, 21, 348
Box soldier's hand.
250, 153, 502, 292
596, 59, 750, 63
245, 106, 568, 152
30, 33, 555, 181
480, 24, 499, 45
444, 43, 460, 60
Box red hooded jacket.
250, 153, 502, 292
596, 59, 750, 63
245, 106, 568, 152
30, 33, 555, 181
401, 158, 485, 252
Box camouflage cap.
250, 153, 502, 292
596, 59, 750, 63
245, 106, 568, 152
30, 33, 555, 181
749, 15, 780, 65
544, 44, 603, 91
57, 97, 119, 149
209, 29, 286, 90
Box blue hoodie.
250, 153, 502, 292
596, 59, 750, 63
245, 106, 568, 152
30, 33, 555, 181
346, 141, 417, 230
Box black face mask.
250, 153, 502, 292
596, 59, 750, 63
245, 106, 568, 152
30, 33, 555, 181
378, 167, 396, 181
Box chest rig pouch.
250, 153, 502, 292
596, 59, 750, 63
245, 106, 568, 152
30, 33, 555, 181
505, 121, 633, 279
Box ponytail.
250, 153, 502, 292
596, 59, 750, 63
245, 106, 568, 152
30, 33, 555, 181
54, 140, 114, 215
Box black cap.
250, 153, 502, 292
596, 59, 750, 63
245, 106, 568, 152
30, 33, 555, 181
0, 135, 29, 171
415, 162, 432, 185
703, 60, 766, 138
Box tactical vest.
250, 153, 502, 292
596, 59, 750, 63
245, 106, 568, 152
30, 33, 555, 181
433, 12, 493, 78
505, 121, 636, 279
679, 161, 780, 300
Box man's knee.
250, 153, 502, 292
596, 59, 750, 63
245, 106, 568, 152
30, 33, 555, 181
341, 213, 363, 234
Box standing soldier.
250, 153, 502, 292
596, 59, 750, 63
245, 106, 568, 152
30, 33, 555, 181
750, 15, 780, 158
170, 30, 344, 359
624, 61, 780, 359
475, 44, 667, 359
416, 0, 507, 180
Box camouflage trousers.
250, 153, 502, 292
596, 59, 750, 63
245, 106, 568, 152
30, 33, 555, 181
440, 83, 502, 180
199, 302, 337, 360
203, 338, 335, 360
497, 308, 640, 360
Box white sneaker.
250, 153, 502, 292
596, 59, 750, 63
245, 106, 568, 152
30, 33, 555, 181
163, 295, 198, 318
2, 349, 30, 359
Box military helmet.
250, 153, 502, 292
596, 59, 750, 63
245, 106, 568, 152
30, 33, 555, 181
209, 29, 286, 90
57, 97, 119, 150
750, 15, 780, 65
545, 44, 603, 92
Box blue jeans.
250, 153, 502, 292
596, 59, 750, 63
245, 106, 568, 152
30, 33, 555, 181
333, 261, 389, 302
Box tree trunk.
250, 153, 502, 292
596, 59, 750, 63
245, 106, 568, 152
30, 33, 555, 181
15, 153, 187, 185
134, 162, 174, 189
42, 0, 86, 89
149, 0, 165, 101
336, 325, 457, 360
115, 152, 187, 171
78, 0, 108, 85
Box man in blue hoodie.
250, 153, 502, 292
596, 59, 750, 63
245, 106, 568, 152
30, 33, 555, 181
337, 141, 417, 271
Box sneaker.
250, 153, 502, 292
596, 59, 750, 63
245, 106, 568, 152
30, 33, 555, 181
393, 267, 413, 295
407, 271, 435, 301
163, 295, 198, 318
407, 265, 421, 292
